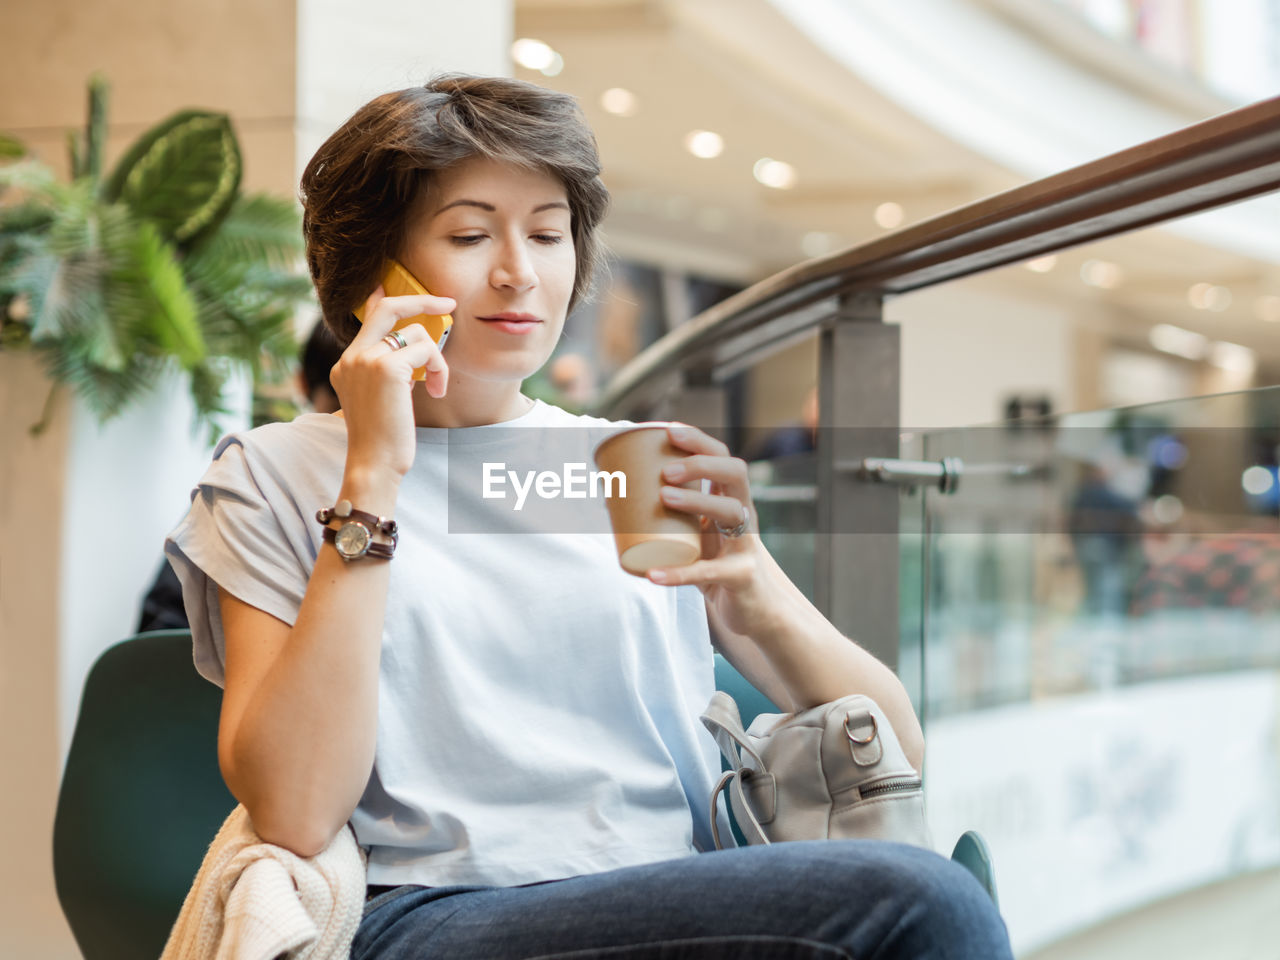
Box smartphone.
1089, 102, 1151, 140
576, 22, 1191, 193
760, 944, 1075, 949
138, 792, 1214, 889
353, 259, 453, 380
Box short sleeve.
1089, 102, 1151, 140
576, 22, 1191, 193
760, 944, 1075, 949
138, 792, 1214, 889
164, 436, 314, 687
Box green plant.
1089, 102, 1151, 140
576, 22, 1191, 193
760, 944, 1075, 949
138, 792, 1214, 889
0, 74, 312, 441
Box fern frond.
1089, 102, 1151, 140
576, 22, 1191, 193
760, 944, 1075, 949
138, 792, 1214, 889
186, 193, 303, 271
104, 215, 205, 368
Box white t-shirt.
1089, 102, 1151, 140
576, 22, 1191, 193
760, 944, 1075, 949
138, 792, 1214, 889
165, 399, 728, 887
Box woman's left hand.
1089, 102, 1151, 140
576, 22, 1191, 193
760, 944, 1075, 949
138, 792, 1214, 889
648, 423, 785, 637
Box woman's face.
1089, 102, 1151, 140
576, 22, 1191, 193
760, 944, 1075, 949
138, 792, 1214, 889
397, 156, 576, 386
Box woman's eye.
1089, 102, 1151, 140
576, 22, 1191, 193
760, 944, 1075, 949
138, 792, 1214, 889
450, 235, 485, 246
533, 235, 564, 245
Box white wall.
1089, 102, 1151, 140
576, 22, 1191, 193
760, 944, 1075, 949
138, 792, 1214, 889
57, 372, 249, 757
889, 282, 1077, 429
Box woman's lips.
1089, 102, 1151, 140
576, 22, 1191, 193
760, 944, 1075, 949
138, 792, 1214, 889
479, 315, 542, 335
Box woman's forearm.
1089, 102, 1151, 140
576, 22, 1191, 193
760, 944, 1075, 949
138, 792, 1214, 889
220, 467, 400, 856
748, 554, 926, 774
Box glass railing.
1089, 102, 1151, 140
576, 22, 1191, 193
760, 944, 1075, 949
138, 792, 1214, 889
915, 385, 1280, 955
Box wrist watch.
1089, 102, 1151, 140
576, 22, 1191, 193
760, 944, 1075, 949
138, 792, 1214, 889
317, 500, 398, 561
322, 522, 394, 561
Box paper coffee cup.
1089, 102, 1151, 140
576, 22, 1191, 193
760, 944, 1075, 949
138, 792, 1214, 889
593, 423, 703, 577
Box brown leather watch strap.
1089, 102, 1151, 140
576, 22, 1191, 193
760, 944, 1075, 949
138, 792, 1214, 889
322, 524, 395, 561
315, 500, 398, 538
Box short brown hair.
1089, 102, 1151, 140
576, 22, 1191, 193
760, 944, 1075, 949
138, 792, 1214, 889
300, 73, 611, 345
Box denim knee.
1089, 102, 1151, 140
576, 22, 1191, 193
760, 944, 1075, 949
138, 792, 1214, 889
746, 840, 1011, 959
826, 840, 1011, 959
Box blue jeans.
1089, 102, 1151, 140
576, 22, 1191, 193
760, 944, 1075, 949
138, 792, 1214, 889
352, 840, 1013, 959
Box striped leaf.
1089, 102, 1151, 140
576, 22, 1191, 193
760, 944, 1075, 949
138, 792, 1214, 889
103, 110, 242, 247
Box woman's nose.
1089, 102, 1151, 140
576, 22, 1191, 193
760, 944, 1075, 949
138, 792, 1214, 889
491, 241, 538, 291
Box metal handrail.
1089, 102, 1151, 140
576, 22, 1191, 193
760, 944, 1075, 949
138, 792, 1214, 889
596, 96, 1280, 419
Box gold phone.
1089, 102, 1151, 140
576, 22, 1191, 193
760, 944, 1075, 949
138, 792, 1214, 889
353, 259, 453, 380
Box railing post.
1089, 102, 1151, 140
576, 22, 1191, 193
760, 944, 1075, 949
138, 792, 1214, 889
656, 366, 727, 430
816, 292, 901, 671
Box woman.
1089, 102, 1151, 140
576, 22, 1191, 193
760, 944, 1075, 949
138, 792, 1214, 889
166, 74, 1011, 959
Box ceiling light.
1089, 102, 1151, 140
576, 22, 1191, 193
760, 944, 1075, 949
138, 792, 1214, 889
1025, 255, 1057, 273
684, 130, 724, 159
511, 38, 557, 72
1148, 323, 1208, 359
541, 51, 564, 77
1254, 295, 1280, 323
1206, 286, 1232, 312
1209, 340, 1255, 374
874, 202, 904, 229
600, 87, 638, 117
1080, 259, 1122, 289
1189, 282, 1231, 311
753, 158, 796, 190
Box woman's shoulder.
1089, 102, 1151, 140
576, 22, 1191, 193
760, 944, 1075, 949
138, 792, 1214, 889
202, 413, 347, 502
213, 411, 346, 460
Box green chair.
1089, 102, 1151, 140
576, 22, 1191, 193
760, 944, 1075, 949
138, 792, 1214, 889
54, 633, 996, 959
53, 631, 234, 960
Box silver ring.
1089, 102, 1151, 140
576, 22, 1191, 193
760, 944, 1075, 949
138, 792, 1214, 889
382, 331, 408, 351
715, 503, 750, 539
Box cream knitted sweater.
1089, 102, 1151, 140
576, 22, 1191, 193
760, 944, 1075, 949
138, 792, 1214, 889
160, 805, 368, 960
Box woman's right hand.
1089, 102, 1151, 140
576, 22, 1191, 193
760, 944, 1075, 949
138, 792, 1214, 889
330, 286, 456, 480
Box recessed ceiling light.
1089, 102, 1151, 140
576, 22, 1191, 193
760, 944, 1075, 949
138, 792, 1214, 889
753, 158, 796, 190
684, 130, 724, 159
1188, 282, 1231, 311
1080, 259, 1122, 289
1025, 255, 1057, 273
511, 38, 557, 72
600, 87, 639, 117
541, 51, 564, 77
873, 202, 903, 229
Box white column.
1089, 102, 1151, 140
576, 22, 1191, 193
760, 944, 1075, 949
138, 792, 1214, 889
56, 371, 252, 755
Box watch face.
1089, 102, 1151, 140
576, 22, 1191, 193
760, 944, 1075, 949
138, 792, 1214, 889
335, 521, 371, 558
